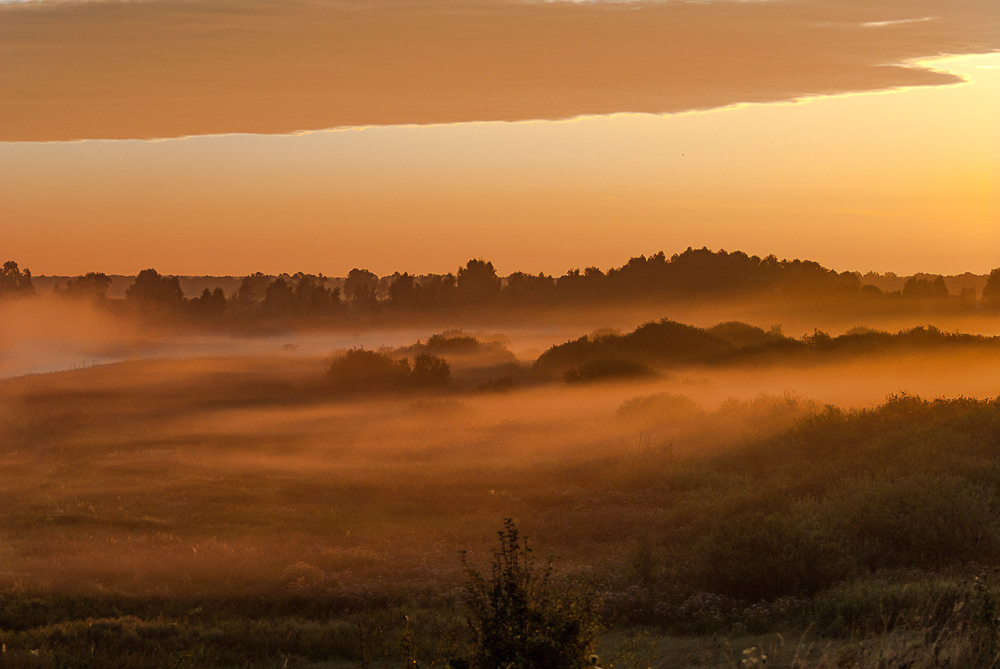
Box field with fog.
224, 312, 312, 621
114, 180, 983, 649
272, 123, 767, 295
3, 290, 1000, 668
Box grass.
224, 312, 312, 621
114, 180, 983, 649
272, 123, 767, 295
4, 352, 1000, 665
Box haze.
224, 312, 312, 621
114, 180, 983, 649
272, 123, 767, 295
4, 0, 1000, 663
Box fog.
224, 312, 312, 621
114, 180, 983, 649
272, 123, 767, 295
3, 292, 1000, 596
6, 292, 1000, 379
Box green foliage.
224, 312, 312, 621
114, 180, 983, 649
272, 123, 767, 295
461, 519, 601, 669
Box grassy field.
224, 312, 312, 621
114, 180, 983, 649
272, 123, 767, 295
3, 331, 1000, 667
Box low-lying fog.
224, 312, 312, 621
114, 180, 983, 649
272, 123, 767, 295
4, 294, 1000, 381
3, 295, 1000, 595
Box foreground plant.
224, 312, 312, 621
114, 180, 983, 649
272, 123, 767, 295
460, 518, 602, 669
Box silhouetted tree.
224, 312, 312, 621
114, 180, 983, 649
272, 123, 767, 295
457, 259, 501, 304
292, 273, 338, 314
388, 272, 420, 309
419, 273, 457, 307
503, 272, 557, 304
344, 268, 379, 310
0, 260, 34, 296
902, 275, 949, 300
231, 272, 272, 309
125, 268, 183, 311
189, 287, 227, 319
64, 272, 110, 302
982, 269, 1000, 308
264, 277, 296, 314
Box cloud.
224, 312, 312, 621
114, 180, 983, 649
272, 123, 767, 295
1, 0, 997, 141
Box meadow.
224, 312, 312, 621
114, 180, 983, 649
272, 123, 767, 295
3, 313, 1000, 667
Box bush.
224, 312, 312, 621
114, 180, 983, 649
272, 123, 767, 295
824, 474, 1000, 571
616, 392, 703, 421
411, 353, 451, 387
690, 506, 851, 600
461, 519, 601, 669
326, 348, 410, 391
564, 358, 654, 384
326, 348, 449, 393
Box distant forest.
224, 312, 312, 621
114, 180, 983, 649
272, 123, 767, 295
4, 248, 1000, 326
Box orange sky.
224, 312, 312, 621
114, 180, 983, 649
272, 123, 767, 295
0, 0, 998, 277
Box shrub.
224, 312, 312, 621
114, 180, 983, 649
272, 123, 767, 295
425, 332, 481, 354
326, 348, 410, 391
411, 353, 451, 387
824, 474, 1000, 571
326, 348, 450, 393
461, 519, 601, 669
564, 358, 654, 384
690, 506, 851, 600
616, 392, 704, 421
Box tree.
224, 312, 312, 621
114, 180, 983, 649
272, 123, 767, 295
0, 260, 34, 296
64, 272, 111, 302
125, 268, 183, 311
504, 272, 556, 304
983, 268, 1000, 308
388, 272, 419, 308
902, 275, 949, 300
292, 273, 337, 314
231, 272, 272, 308
461, 519, 601, 669
457, 259, 501, 304
189, 287, 227, 319
344, 268, 379, 309
263, 277, 296, 314
419, 273, 457, 308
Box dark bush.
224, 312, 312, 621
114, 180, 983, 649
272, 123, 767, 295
425, 333, 481, 354
326, 348, 410, 392
461, 519, 601, 669
690, 506, 851, 600
411, 353, 451, 387
326, 348, 450, 393
564, 358, 654, 384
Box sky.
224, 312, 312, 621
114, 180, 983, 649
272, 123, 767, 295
1, 0, 998, 277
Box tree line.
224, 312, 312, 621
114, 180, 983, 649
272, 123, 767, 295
4, 249, 1000, 324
